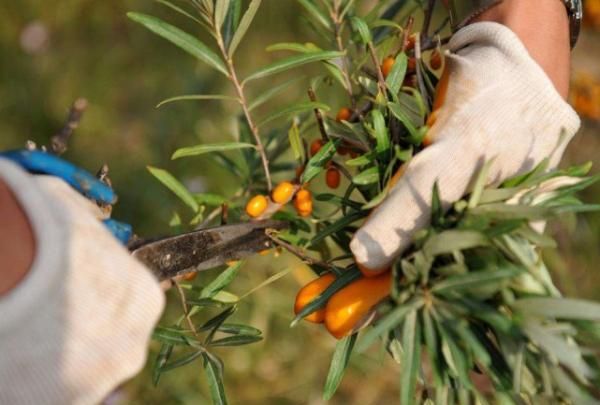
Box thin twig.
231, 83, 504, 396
266, 231, 335, 270
174, 280, 199, 337
414, 35, 432, 110
367, 42, 387, 96
421, 0, 436, 39
307, 87, 329, 142
331, 4, 355, 107
220, 203, 229, 225
214, 31, 272, 190
50, 98, 88, 155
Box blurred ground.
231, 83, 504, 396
0, 1, 598, 404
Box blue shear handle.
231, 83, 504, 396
0, 149, 117, 205
103, 219, 133, 245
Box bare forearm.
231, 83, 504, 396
474, 0, 571, 98
0, 179, 35, 295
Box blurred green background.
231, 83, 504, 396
1, 1, 599, 403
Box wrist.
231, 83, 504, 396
0, 179, 35, 295
473, 0, 571, 99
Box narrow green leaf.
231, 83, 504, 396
468, 159, 495, 208
522, 319, 595, 380
202, 353, 228, 405
172, 142, 256, 160
193, 192, 228, 206
386, 53, 407, 95
309, 211, 365, 247
221, 0, 242, 48
201, 307, 237, 342
243, 51, 344, 84
214, 0, 230, 30
238, 267, 292, 300
512, 298, 600, 321
248, 77, 304, 111
127, 13, 228, 76
156, 94, 238, 108
288, 121, 305, 162
357, 299, 424, 352
147, 166, 199, 212
423, 230, 490, 257
153, 343, 174, 385
363, 183, 390, 209
155, 0, 205, 26
209, 334, 263, 347
297, 0, 332, 31
346, 151, 376, 166
201, 261, 243, 298
353, 166, 379, 185
217, 323, 262, 336
430, 182, 443, 227
432, 267, 522, 295
388, 102, 423, 144
266, 42, 318, 53
152, 327, 201, 346
301, 138, 341, 183
323, 334, 357, 400
161, 350, 205, 372
228, 0, 261, 57
422, 310, 443, 386
370, 109, 390, 154
258, 101, 329, 127
400, 310, 421, 405
350, 16, 372, 43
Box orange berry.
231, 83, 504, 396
407, 57, 417, 73
272, 181, 295, 204
325, 167, 341, 189
310, 139, 324, 157
381, 55, 395, 78
324, 271, 392, 339
181, 271, 198, 282
295, 198, 313, 217
358, 263, 391, 278
336, 107, 352, 122
405, 34, 416, 51
294, 189, 313, 217
294, 273, 336, 323
245, 194, 268, 218
295, 188, 312, 203
430, 49, 442, 70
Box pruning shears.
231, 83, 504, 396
0, 149, 288, 281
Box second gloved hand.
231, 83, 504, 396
350, 22, 580, 273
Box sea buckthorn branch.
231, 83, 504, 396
330, 1, 356, 107
307, 87, 330, 143
50, 97, 88, 155
213, 19, 273, 191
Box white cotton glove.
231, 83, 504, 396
0, 160, 165, 405
350, 22, 580, 272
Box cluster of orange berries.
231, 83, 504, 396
571, 73, 600, 121
294, 268, 392, 339
245, 107, 359, 219
245, 180, 310, 218
380, 35, 444, 83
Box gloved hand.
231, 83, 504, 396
0, 157, 164, 403
350, 22, 580, 272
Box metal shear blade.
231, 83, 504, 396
129, 220, 288, 281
